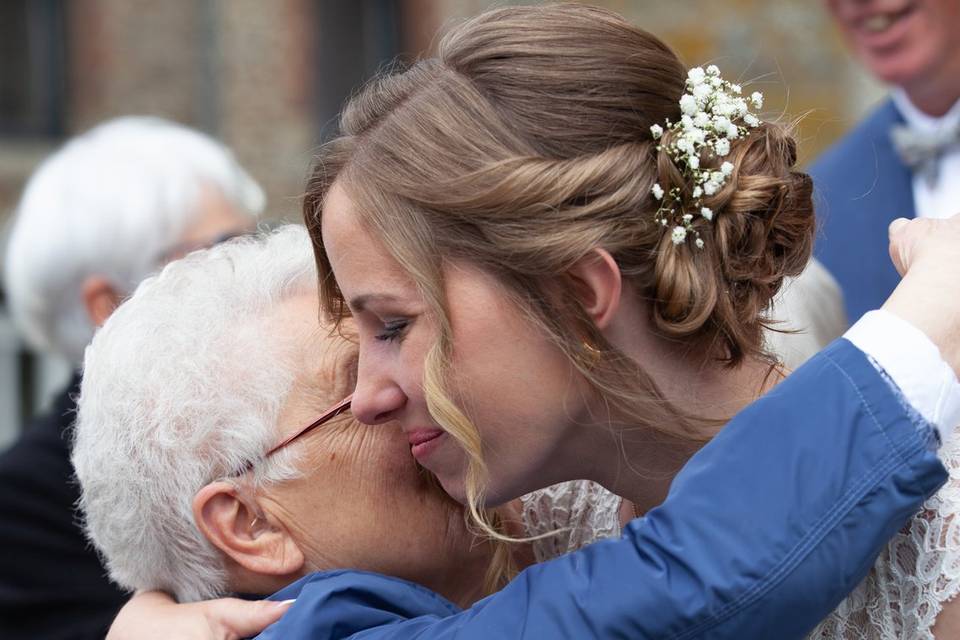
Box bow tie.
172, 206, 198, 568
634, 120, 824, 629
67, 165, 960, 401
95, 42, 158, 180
890, 121, 960, 187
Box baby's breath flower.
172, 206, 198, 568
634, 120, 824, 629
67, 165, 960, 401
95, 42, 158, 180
671, 226, 687, 245
649, 64, 763, 249
713, 101, 734, 118
693, 83, 712, 103
687, 66, 706, 85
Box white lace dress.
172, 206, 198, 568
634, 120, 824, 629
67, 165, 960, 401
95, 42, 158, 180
519, 435, 960, 639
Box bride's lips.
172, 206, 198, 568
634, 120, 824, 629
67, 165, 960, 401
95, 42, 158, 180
406, 428, 446, 461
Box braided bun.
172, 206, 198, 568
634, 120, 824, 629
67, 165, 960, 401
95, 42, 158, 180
651, 121, 814, 364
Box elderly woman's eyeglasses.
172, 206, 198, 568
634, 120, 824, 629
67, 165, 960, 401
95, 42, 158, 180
236, 393, 352, 474
267, 393, 353, 456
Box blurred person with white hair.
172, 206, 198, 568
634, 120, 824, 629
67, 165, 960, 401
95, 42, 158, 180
0, 116, 264, 640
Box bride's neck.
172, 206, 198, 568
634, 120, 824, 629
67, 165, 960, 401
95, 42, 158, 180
586, 321, 782, 514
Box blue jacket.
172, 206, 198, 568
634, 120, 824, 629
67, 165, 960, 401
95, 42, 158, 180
810, 99, 913, 323
257, 339, 946, 639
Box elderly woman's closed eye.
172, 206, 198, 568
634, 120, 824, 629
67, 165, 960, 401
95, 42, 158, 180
71, 225, 498, 609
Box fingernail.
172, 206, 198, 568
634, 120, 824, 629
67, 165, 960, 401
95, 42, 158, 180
889, 218, 909, 235
275, 598, 296, 607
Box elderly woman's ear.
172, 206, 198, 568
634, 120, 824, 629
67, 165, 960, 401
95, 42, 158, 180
192, 481, 306, 586
81, 275, 123, 328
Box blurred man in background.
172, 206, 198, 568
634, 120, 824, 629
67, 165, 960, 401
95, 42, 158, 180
812, 0, 960, 321
0, 116, 264, 640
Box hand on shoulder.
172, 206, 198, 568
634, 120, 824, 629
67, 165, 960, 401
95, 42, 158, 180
107, 590, 292, 640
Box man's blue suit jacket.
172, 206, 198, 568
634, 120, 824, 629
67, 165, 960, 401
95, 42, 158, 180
256, 340, 947, 639
810, 99, 913, 322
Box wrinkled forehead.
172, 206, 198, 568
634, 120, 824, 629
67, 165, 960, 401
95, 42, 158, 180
266, 294, 358, 428
298, 323, 359, 404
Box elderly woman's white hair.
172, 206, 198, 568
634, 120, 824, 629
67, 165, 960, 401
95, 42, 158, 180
72, 225, 317, 602
3, 116, 265, 364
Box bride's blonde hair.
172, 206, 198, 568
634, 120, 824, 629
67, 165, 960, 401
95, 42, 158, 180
305, 3, 814, 538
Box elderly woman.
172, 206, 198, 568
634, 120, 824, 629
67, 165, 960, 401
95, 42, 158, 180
71, 225, 498, 611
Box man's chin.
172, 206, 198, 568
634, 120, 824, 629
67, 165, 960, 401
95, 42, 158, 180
859, 44, 939, 89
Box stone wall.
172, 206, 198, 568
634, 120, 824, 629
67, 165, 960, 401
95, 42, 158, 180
1, 0, 318, 225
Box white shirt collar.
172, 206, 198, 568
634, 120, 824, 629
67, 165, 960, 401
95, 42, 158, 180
891, 88, 960, 134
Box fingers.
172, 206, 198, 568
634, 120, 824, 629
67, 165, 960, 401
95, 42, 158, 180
208, 597, 294, 640
888, 218, 910, 235
888, 217, 911, 276
887, 213, 960, 277
882, 213, 960, 377
106, 592, 293, 640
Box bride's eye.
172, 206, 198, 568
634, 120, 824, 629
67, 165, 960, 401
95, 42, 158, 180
375, 319, 409, 343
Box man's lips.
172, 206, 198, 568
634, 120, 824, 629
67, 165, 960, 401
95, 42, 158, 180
853, 3, 915, 36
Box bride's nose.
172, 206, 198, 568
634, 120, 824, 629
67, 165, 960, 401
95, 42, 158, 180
350, 353, 407, 426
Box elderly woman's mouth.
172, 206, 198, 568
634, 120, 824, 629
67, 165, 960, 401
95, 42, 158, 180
407, 429, 447, 461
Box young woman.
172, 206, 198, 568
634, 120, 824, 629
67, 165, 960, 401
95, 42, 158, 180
310, 4, 960, 637
105, 4, 960, 639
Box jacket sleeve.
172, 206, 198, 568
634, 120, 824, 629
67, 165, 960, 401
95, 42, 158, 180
265, 338, 947, 640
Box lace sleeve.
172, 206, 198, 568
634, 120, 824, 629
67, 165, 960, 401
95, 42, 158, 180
519, 480, 623, 563
809, 431, 960, 639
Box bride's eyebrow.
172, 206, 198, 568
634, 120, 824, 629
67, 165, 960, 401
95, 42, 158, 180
349, 293, 401, 312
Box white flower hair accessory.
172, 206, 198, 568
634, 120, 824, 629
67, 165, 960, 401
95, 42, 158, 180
649, 65, 763, 249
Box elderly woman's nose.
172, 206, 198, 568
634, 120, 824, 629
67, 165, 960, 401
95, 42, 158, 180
350, 359, 406, 426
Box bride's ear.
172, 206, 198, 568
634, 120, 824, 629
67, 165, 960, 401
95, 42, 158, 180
193, 481, 305, 578
566, 248, 622, 330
